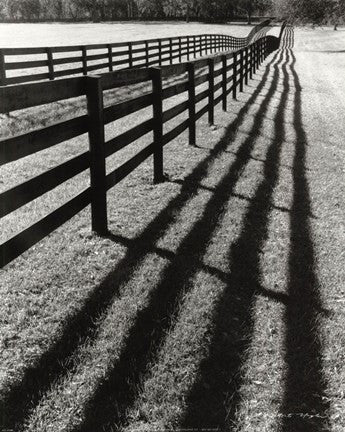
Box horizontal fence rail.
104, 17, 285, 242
0, 20, 272, 86
0, 31, 283, 268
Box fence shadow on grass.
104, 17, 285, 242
279, 49, 330, 432
180, 48, 291, 430
71, 49, 285, 432
0, 52, 279, 432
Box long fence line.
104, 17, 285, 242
0, 27, 285, 268
0, 20, 271, 86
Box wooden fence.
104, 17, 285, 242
0, 34, 281, 268
0, 20, 271, 86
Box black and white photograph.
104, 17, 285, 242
0, 0, 344, 430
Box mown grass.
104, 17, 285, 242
0, 22, 257, 48
1, 26, 345, 432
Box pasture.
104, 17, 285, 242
0, 23, 345, 432
0, 21, 264, 47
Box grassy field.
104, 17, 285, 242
0, 21, 274, 83
0, 22, 273, 138
1, 25, 345, 432
0, 21, 263, 47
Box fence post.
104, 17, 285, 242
151, 67, 164, 183
170, 38, 173, 64
86, 75, 108, 235
245, 47, 249, 85
187, 62, 196, 146
0, 50, 6, 86
278, 21, 286, 44
208, 58, 214, 125
159, 40, 162, 66
239, 49, 244, 92
187, 36, 190, 61
265, 38, 268, 59
267, 37, 271, 55
128, 42, 133, 68
107, 44, 113, 71
233, 52, 237, 100
264, 38, 267, 59
251, 46, 254, 78
179, 37, 182, 62
193, 36, 197, 58
261, 39, 263, 62
82, 46, 88, 75
145, 41, 149, 67
46, 48, 54, 80
256, 41, 260, 69
222, 55, 227, 112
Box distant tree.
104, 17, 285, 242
5, 0, 21, 19
162, 0, 182, 19
137, 0, 164, 18
236, 0, 272, 24
67, 0, 86, 19
176, 0, 203, 22
40, 0, 65, 19
0, 0, 6, 19
328, 0, 345, 29
12, 0, 42, 19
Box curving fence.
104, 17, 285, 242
0, 30, 284, 268
0, 20, 271, 86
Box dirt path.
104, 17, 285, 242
1, 26, 344, 432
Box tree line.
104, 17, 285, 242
0, 0, 344, 26
0, 0, 271, 22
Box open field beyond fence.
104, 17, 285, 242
0, 21, 273, 85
